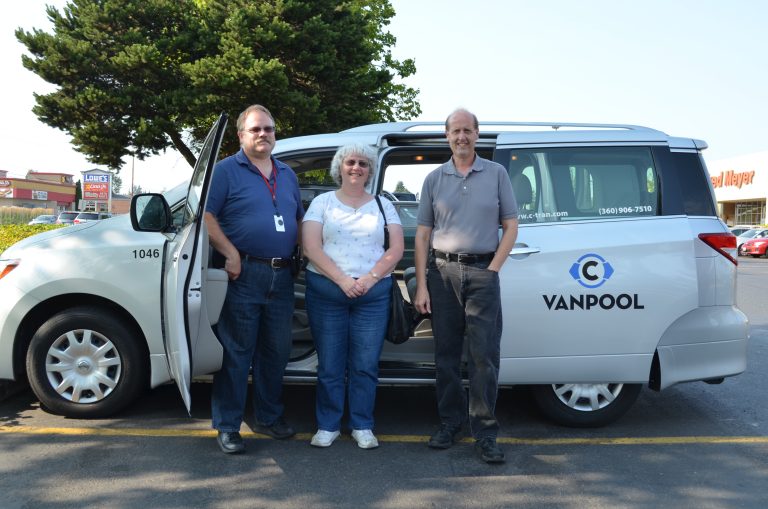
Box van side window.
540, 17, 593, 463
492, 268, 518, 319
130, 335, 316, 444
670, 151, 717, 216
288, 154, 336, 210
500, 147, 659, 224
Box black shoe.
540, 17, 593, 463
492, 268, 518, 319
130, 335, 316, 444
474, 437, 505, 464
254, 417, 296, 440
427, 424, 463, 449
217, 431, 245, 454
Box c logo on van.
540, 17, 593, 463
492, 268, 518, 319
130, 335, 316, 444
569, 253, 614, 289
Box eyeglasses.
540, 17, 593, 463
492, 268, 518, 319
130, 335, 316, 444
344, 158, 369, 168
242, 125, 275, 134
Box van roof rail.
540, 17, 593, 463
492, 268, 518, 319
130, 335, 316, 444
343, 121, 666, 135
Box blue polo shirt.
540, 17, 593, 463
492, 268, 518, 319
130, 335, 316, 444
206, 149, 304, 258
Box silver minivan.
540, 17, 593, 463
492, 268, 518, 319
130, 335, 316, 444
0, 115, 748, 426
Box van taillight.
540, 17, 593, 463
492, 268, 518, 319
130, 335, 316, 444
699, 233, 738, 266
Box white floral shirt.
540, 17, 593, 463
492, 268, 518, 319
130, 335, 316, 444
303, 191, 401, 277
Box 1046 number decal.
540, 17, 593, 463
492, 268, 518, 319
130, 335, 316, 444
133, 249, 160, 259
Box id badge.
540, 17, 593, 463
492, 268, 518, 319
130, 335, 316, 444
274, 214, 286, 232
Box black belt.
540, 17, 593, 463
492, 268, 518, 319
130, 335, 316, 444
239, 252, 291, 269
433, 250, 494, 264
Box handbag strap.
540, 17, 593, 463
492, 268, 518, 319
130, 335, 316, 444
374, 195, 388, 227
374, 195, 389, 250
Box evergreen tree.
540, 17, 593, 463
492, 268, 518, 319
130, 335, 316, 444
17, 0, 420, 174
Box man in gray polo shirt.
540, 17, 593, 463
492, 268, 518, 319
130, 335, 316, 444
414, 108, 518, 464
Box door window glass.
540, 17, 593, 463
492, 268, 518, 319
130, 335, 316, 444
500, 147, 659, 224
290, 153, 336, 210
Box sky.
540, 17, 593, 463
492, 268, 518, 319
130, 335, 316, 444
1, 0, 766, 194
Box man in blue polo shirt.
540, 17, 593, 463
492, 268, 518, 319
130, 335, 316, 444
205, 104, 304, 454
414, 108, 518, 464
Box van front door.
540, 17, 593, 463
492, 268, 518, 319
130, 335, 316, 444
162, 113, 228, 412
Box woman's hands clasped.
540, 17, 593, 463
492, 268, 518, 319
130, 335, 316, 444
338, 274, 378, 298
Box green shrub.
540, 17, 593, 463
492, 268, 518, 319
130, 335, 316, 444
0, 206, 56, 225
0, 224, 65, 254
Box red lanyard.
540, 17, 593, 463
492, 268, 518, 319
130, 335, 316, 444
257, 161, 278, 207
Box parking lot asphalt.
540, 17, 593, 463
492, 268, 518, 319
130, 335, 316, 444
1, 258, 767, 508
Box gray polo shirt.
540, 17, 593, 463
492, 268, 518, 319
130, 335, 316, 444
417, 155, 518, 254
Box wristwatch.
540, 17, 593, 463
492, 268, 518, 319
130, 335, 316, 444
369, 271, 380, 280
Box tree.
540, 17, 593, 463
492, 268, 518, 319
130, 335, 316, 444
394, 180, 411, 193
111, 173, 122, 194
16, 0, 420, 174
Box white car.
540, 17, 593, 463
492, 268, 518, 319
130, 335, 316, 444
73, 211, 113, 224
0, 114, 749, 427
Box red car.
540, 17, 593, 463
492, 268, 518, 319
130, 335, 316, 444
741, 236, 768, 257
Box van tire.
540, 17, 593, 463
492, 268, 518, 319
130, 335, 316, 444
532, 383, 642, 427
26, 307, 147, 418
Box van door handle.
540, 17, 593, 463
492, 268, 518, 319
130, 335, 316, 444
509, 245, 541, 256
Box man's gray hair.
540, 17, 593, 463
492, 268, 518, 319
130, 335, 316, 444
329, 144, 377, 186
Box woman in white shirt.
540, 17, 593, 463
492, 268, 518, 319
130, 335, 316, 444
302, 143, 404, 449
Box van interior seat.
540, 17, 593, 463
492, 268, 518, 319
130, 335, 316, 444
511, 173, 533, 208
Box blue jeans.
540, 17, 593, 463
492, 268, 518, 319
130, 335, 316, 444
211, 261, 294, 432
305, 270, 390, 431
427, 257, 502, 439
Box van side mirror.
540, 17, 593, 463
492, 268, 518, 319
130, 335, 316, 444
130, 194, 172, 232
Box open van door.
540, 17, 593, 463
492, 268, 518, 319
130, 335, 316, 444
163, 113, 228, 413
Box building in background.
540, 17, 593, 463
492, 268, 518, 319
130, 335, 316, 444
708, 151, 768, 227
1, 168, 127, 214
0, 169, 75, 211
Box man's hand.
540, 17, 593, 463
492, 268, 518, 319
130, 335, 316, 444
414, 285, 431, 315
224, 253, 242, 281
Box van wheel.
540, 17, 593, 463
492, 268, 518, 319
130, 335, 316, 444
26, 307, 147, 418
532, 383, 642, 427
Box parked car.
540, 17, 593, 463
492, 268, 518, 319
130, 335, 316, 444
740, 236, 768, 257
55, 211, 80, 225
27, 215, 57, 225
0, 115, 748, 428
73, 211, 112, 224
736, 228, 768, 255
729, 226, 753, 237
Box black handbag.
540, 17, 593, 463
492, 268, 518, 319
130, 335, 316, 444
374, 196, 416, 344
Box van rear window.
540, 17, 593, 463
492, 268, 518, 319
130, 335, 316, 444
499, 147, 659, 224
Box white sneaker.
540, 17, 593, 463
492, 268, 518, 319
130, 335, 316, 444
351, 429, 379, 449
310, 429, 340, 448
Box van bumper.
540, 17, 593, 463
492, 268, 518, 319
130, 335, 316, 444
657, 305, 749, 390
0, 283, 39, 381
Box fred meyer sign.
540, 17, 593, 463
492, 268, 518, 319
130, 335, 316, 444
711, 170, 755, 189
83, 173, 110, 200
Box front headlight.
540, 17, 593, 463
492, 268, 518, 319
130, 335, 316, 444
0, 259, 20, 280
